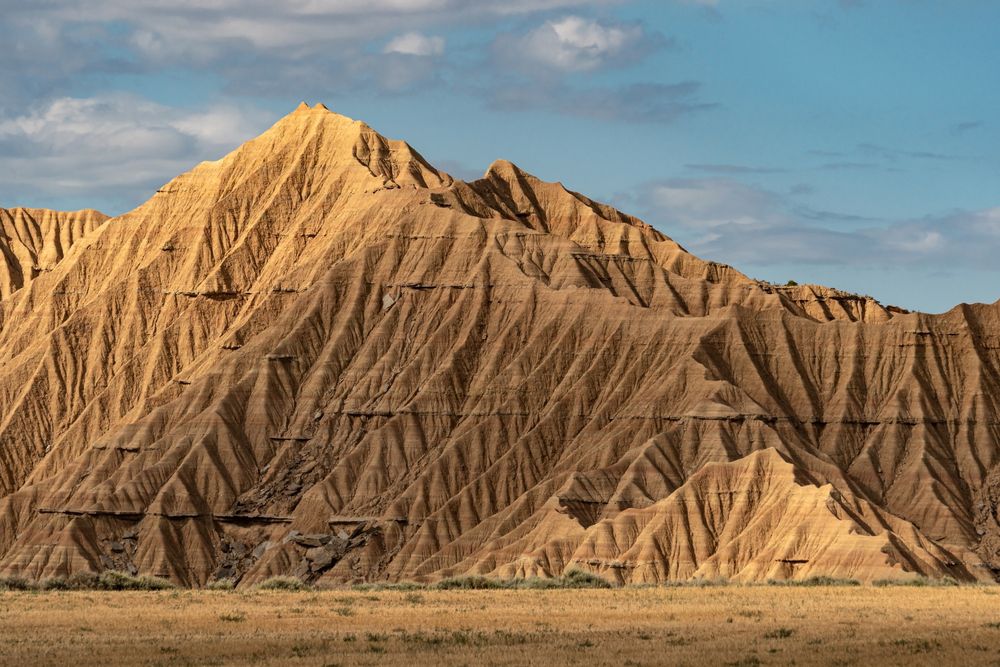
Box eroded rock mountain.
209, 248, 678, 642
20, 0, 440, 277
1, 104, 998, 586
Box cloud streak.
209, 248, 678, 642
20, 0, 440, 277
0, 1, 623, 104
0, 95, 274, 211
488, 80, 716, 124
627, 176, 1000, 272
685, 163, 787, 175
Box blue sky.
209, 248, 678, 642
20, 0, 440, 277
0, 0, 997, 312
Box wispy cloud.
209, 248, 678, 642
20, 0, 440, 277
626, 176, 1000, 272
487, 80, 717, 124
493, 15, 668, 73
818, 161, 892, 172
0, 1, 621, 104
950, 120, 984, 137
857, 142, 961, 162
685, 163, 786, 175
0, 94, 274, 211
808, 142, 964, 171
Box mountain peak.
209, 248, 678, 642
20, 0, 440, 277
148, 100, 452, 218
293, 100, 340, 115
293, 101, 334, 113
283, 101, 355, 125
0, 98, 994, 591
483, 158, 528, 181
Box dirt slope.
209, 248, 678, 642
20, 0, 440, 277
0, 207, 108, 299
0, 103, 997, 586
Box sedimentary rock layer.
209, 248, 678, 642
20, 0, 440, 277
0, 207, 108, 299
0, 104, 997, 586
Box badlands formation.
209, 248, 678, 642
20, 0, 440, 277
1, 208, 108, 300
0, 103, 999, 587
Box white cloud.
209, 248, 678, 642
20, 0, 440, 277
0, 95, 274, 210
383, 32, 445, 56
168, 106, 272, 147
500, 15, 649, 72
630, 177, 1000, 272
0, 1, 629, 106
487, 80, 714, 124
3, 1, 617, 53
643, 179, 789, 228
887, 229, 944, 253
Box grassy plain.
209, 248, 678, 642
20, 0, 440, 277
2, 586, 1000, 666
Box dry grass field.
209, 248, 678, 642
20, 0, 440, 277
3, 585, 1000, 666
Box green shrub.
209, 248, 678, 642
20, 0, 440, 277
66, 572, 100, 589
872, 576, 959, 587
514, 577, 564, 590
206, 578, 236, 591
663, 578, 731, 588
432, 569, 613, 590
0, 575, 36, 591
40, 577, 71, 591
560, 568, 613, 589
434, 575, 506, 590
257, 576, 310, 591
97, 571, 175, 591
767, 576, 860, 587
351, 581, 426, 592
1, 571, 172, 591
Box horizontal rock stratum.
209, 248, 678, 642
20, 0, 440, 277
1, 103, 998, 586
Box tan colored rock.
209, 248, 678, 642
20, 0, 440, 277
0, 207, 108, 299
0, 104, 997, 587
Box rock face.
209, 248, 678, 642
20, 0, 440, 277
0, 103, 998, 586
0, 207, 108, 299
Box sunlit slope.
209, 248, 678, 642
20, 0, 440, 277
0, 104, 997, 586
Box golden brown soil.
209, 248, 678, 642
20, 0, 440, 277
3, 587, 1000, 666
